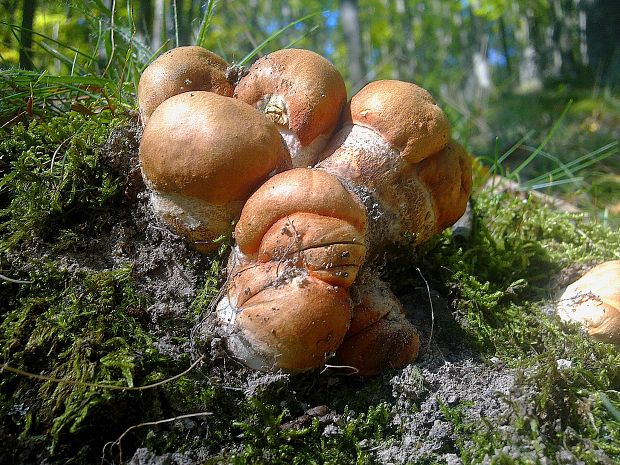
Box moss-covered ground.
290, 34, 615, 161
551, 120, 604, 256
1, 111, 619, 464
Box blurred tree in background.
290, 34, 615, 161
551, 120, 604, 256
3, 0, 619, 90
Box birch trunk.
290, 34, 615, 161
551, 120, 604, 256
340, 0, 364, 88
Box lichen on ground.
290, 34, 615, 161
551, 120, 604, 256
0, 111, 619, 464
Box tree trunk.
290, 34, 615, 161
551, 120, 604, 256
467, 5, 492, 102
550, 0, 577, 79
560, 0, 577, 76
2, 1, 19, 47
517, 12, 542, 91
152, 0, 165, 51
19, 0, 36, 69
585, 0, 620, 85
138, 0, 153, 44
577, 0, 588, 66
395, 0, 415, 80
176, 0, 192, 46
340, 0, 364, 88
499, 15, 512, 74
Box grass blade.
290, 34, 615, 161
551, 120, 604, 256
528, 177, 585, 190
600, 392, 620, 422
140, 40, 172, 72
527, 141, 619, 186
195, 0, 217, 48
516, 146, 582, 189
1, 21, 97, 65
283, 24, 320, 49
238, 11, 321, 66
495, 129, 536, 167
511, 100, 573, 178
35, 41, 88, 74
102, 0, 118, 77
89, 0, 112, 15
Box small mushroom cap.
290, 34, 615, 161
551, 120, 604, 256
335, 272, 420, 376
415, 140, 472, 231
344, 80, 450, 163
140, 91, 291, 205
220, 264, 352, 373
335, 317, 420, 377
380, 139, 471, 240
235, 168, 367, 255
138, 46, 234, 125
235, 48, 347, 148
558, 260, 620, 344
346, 271, 401, 335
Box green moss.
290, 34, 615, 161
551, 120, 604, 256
0, 110, 125, 251
0, 108, 234, 462
147, 376, 237, 454
0, 260, 174, 460
190, 249, 227, 316
0, 260, 230, 462
222, 398, 392, 465
449, 347, 619, 463
393, 191, 620, 352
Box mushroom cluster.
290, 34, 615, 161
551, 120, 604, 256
138, 46, 472, 375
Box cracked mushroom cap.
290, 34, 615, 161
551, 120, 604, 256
138, 46, 234, 126
139, 91, 291, 252
235, 49, 347, 167
557, 260, 620, 344
217, 263, 352, 373
257, 212, 367, 287
344, 80, 451, 164
233, 168, 368, 288
216, 169, 370, 373
235, 168, 368, 258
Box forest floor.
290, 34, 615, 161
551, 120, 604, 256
0, 110, 619, 465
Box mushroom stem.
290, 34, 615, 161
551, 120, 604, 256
317, 80, 472, 250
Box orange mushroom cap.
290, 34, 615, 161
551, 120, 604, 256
235, 168, 367, 256
236, 49, 347, 167
335, 271, 420, 376
558, 260, 620, 344
138, 46, 234, 126
344, 80, 450, 164
139, 91, 291, 252
218, 263, 352, 373
318, 81, 471, 248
